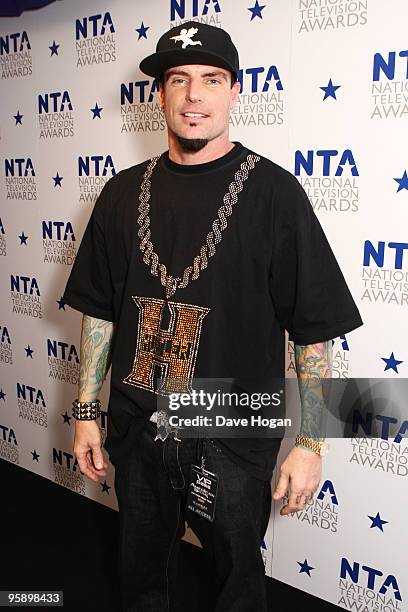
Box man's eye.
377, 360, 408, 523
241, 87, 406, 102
172, 78, 186, 84
207, 79, 220, 85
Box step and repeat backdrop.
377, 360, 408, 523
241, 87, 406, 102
0, 0, 406, 609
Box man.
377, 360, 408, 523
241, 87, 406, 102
63, 22, 363, 612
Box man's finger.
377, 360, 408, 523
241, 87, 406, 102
302, 491, 314, 504
84, 454, 100, 480
272, 472, 289, 500
297, 494, 310, 507
280, 490, 305, 515
76, 451, 104, 481
86, 453, 107, 479
76, 451, 90, 475
91, 445, 104, 470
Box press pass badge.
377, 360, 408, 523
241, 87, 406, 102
186, 457, 218, 522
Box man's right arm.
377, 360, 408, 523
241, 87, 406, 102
78, 314, 114, 402
74, 314, 115, 482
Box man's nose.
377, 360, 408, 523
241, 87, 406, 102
186, 81, 203, 103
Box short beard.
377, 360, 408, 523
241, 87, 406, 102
176, 135, 208, 152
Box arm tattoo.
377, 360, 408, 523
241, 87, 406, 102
79, 314, 115, 402
294, 340, 332, 444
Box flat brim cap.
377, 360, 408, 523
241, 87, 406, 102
139, 21, 239, 81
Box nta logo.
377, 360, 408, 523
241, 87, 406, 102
78, 156, 116, 177
364, 241, 408, 270
170, 0, 221, 21
38, 91, 73, 113
0, 31, 30, 54
373, 50, 408, 81
75, 13, 115, 39
295, 150, 359, 176
5, 158, 35, 177
340, 558, 401, 601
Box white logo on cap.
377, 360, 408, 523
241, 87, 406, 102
170, 27, 202, 49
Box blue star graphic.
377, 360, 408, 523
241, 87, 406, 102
25, 345, 34, 358
31, 450, 40, 461
248, 0, 266, 20
381, 352, 403, 374
136, 22, 150, 40
19, 232, 28, 245
62, 411, 72, 425
394, 170, 408, 193
91, 103, 103, 119
101, 480, 111, 494
368, 512, 388, 532
14, 110, 23, 125
57, 296, 66, 310
53, 172, 63, 187
0, 389, 6, 401
298, 559, 315, 576
320, 78, 341, 101
49, 40, 59, 56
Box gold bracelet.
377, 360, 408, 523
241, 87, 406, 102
295, 435, 329, 456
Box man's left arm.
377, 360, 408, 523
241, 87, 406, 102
272, 340, 332, 515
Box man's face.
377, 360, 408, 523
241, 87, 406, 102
158, 64, 240, 147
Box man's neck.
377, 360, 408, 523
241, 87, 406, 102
167, 135, 235, 165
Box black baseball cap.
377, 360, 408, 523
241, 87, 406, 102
139, 21, 239, 82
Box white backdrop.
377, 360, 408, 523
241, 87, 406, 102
0, 0, 407, 609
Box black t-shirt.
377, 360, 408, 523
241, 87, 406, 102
63, 141, 363, 480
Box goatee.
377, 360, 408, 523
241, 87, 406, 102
176, 135, 209, 152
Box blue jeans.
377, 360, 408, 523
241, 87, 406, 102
113, 420, 278, 612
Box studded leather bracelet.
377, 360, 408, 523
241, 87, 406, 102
72, 399, 101, 420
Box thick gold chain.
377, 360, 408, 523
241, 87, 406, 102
137, 152, 261, 298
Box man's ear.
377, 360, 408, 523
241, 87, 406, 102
158, 83, 165, 111
230, 80, 240, 110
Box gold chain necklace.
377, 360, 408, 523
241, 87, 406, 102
137, 151, 261, 298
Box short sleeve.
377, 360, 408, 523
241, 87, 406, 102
269, 174, 363, 345
63, 181, 114, 322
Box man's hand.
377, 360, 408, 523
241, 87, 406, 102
73, 420, 109, 482
272, 446, 322, 515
